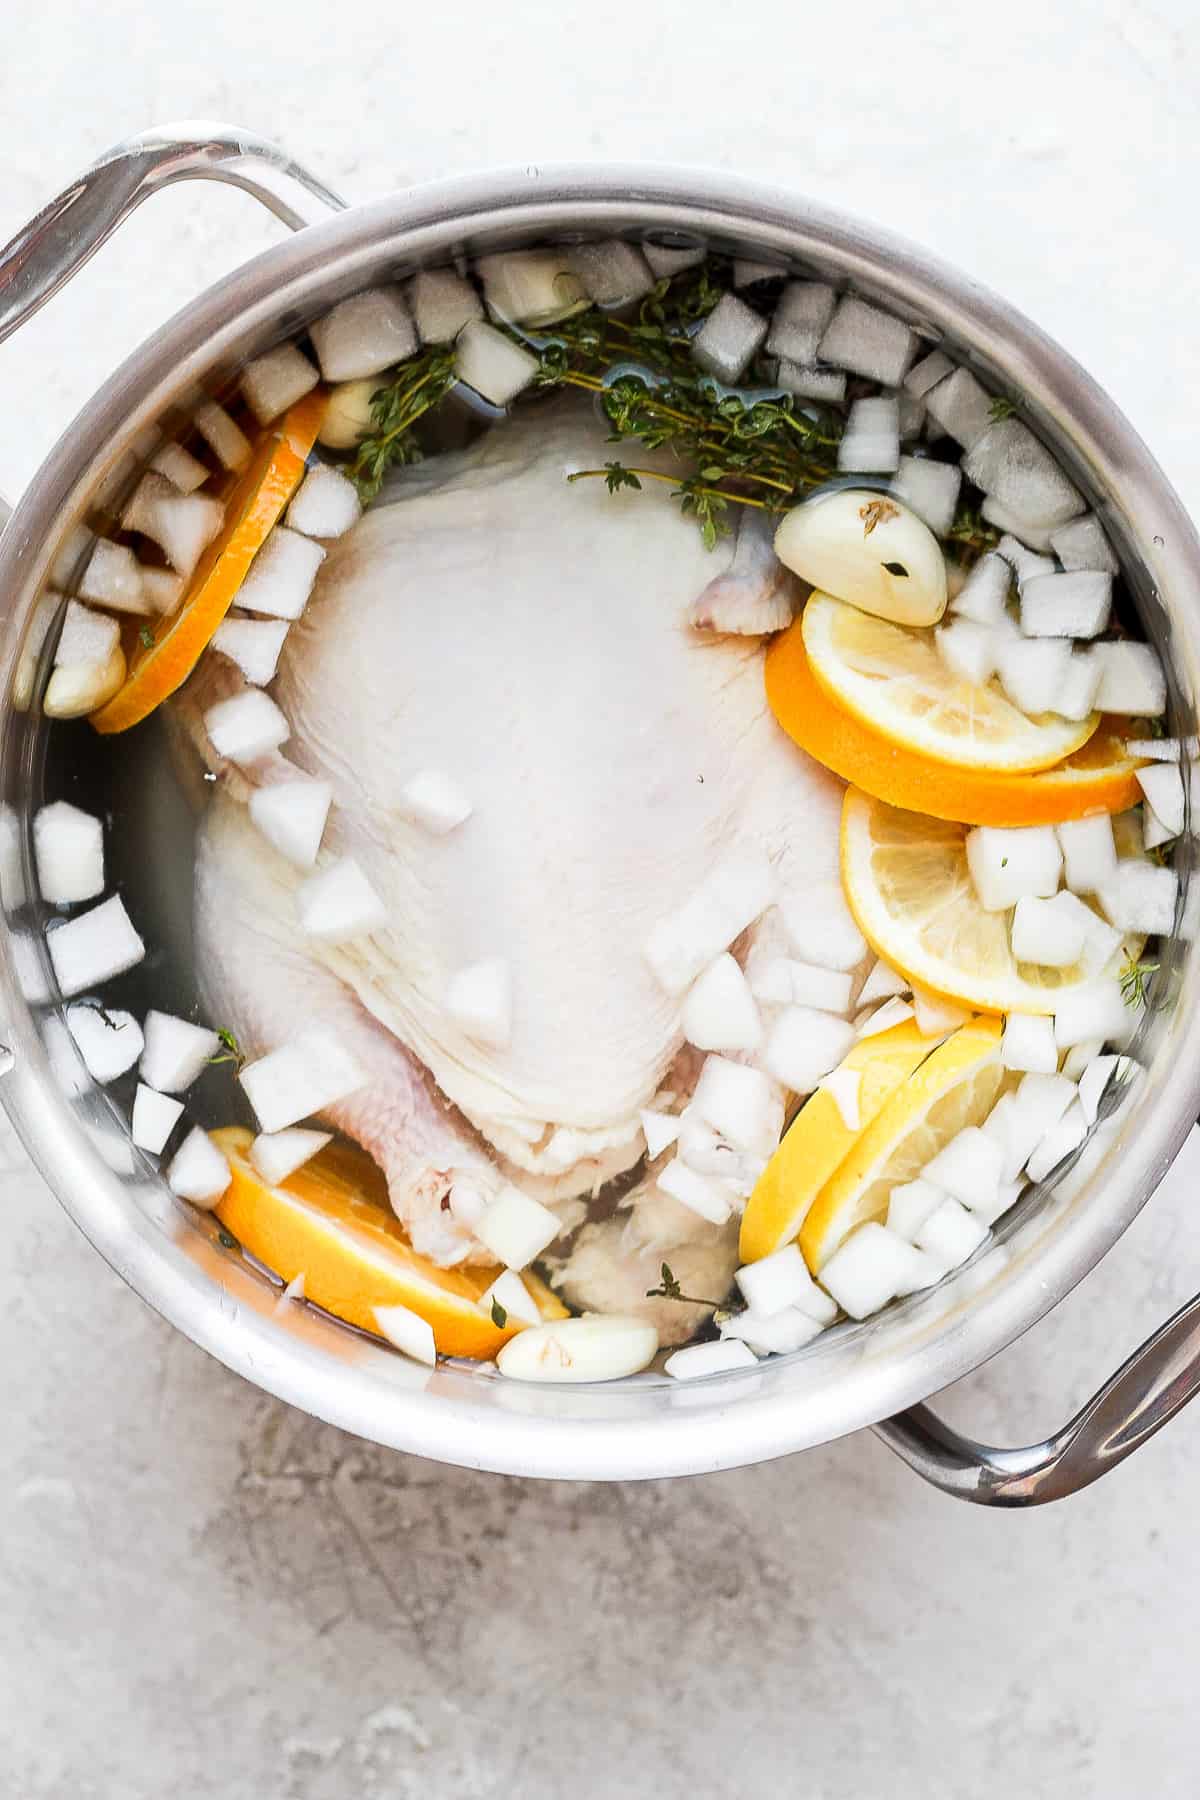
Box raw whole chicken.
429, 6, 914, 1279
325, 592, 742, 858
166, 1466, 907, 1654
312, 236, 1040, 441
186, 396, 847, 1342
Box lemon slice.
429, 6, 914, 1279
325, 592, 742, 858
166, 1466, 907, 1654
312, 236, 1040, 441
212, 1127, 566, 1359
802, 592, 1097, 773
739, 1019, 938, 1263
840, 786, 1138, 1015
800, 1019, 1005, 1271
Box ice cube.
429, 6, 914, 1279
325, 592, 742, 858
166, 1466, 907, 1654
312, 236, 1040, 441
774, 362, 847, 404
237, 526, 326, 622
1089, 641, 1167, 716
1056, 815, 1117, 894
203, 690, 290, 764
818, 295, 916, 386
210, 617, 288, 687
949, 552, 1013, 626
1019, 571, 1113, 639
33, 801, 104, 905
766, 281, 836, 367
286, 465, 361, 539
455, 320, 540, 405
924, 367, 994, 450
66, 1003, 144, 1084
995, 637, 1074, 716
837, 396, 900, 473
1049, 513, 1119, 575
567, 240, 655, 307
890, 454, 962, 535
241, 343, 320, 423
407, 268, 483, 343
965, 824, 1061, 912
963, 419, 1085, 529
692, 293, 769, 385
904, 349, 955, 399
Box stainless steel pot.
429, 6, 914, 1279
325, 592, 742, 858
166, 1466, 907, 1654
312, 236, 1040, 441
1, 123, 1198, 1501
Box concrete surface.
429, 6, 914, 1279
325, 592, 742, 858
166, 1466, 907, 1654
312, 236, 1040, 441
2, 3, 1200, 1794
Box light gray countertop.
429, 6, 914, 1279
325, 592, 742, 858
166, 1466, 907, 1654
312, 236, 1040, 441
2, 4, 1198, 1794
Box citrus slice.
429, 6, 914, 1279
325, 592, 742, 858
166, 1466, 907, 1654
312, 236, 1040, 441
801, 593, 1097, 773
767, 621, 1145, 825
90, 390, 327, 734
839, 786, 1138, 1015
739, 1020, 938, 1263
800, 1018, 1005, 1271
212, 1127, 567, 1359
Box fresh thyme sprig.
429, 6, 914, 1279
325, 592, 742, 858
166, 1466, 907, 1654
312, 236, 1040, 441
1119, 956, 1160, 1008
346, 261, 1000, 556
207, 1026, 246, 1072
348, 345, 458, 504
645, 1261, 727, 1309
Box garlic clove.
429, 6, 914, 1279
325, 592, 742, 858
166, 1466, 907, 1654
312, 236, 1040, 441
43, 642, 126, 718
774, 489, 948, 627
317, 377, 379, 450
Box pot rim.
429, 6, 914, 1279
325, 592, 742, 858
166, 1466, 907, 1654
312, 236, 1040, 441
1, 159, 1198, 1479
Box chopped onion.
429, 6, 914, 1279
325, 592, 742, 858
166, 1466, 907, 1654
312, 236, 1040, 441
819, 1222, 924, 1318
836, 396, 900, 473
691, 293, 769, 384
665, 1338, 758, 1379
151, 441, 209, 494
949, 551, 1012, 626
641, 240, 706, 279
248, 778, 332, 869
924, 367, 993, 450
250, 1127, 332, 1186
374, 1302, 437, 1366
210, 617, 289, 687
297, 855, 388, 943
1053, 982, 1131, 1051
857, 959, 910, 1007
455, 319, 540, 406
856, 996, 915, 1038
912, 1197, 988, 1267
131, 1083, 184, 1155
923, 1125, 1003, 1212
47, 894, 144, 997
1025, 1098, 1089, 1183
719, 1306, 824, 1353
1049, 513, 1119, 575
965, 824, 1061, 913
309, 287, 417, 383
886, 1176, 945, 1241
689, 1055, 777, 1151
203, 690, 290, 765
56, 600, 119, 669
766, 281, 836, 367
995, 637, 1074, 717
140, 568, 184, 614
33, 801, 104, 905
397, 769, 473, 835
445, 957, 513, 1049
480, 1267, 543, 1328
66, 1003, 144, 1084
1097, 860, 1178, 935
1001, 1012, 1058, 1074
644, 847, 774, 997
238, 1029, 367, 1133
78, 539, 150, 615
408, 268, 483, 344
640, 1108, 681, 1160
167, 1128, 231, 1208
1056, 814, 1118, 895
680, 952, 762, 1053
241, 343, 319, 424
1010, 890, 1093, 968
819, 1066, 862, 1129
1135, 762, 1189, 837
763, 1006, 856, 1094
818, 295, 915, 386
980, 498, 1057, 552
904, 349, 955, 399
890, 454, 962, 535
194, 402, 251, 470
1019, 571, 1112, 639
910, 985, 970, 1036
286, 465, 361, 540
237, 526, 326, 622
657, 1156, 734, 1224
475, 249, 587, 326
140, 1009, 221, 1092
963, 418, 1084, 530
774, 361, 847, 404
567, 240, 655, 307
475, 1184, 560, 1269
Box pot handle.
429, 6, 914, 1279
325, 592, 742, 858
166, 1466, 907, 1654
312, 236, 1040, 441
874, 1287, 1200, 1504
0, 120, 345, 348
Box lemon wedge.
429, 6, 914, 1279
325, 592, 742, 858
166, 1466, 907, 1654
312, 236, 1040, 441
739, 1020, 937, 1263
802, 592, 1097, 773
839, 787, 1138, 1015
800, 1018, 1005, 1271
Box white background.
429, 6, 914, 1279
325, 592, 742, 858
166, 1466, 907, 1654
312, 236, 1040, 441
1, 4, 1198, 1794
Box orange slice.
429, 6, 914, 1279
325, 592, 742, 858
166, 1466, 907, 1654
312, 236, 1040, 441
800, 593, 1097, 773
766, 621, 1146, 825
212, 1127, 567, 1359
89, 390, 326, 733
739, 1019, 937, 1263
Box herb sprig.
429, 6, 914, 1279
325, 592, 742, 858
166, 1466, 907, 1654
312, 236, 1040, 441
1119, 956, 1160, 1009
207, 1027, 246, 1072
645, 1261, 727, 1310
346, 262, 999, 556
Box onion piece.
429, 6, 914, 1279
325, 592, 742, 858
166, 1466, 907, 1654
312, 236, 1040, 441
665, 1338, 758, 1379
151, 441, 209, 494
210, 617, 288, 687
479, 1267, 542, 1328
309, 287, 418, 383
238, 1028, 368, 1133
248, 778, 333, 869
691, 293, 768, 385
140, 1010, 221, 1092
33, 801, 104, 905
66, 1003, 144, 1084
445, 957, 512, 1049
47, 894, 144, 996
818, 295, 916, 386
373, 1302, 437, 1366
250, 1127, 333, 1186
408, 268, 483, 344
237, 526, 326, 622
167, 1128, 231, 1208
397, 769, 473, 835
680, 952, 762, 1053
286, 465, 361, 539
78, 540, 150, 615
296, 855, 388, 944
241, 343, 320, 424
455, 320, 540, 406
131, 1083, 185, 1155
203, 690, 290, 765
474, 1184, 560, 1269
194, 402, 252, 470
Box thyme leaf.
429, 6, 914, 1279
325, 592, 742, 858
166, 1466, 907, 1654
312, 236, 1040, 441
138, 624, 155, 650
207, 1026, 246, 1072
988, 395, 1019, 421
490, 1298, 508, 1328
645, 1261, 726, 1309
1119, 956, 1159, 1008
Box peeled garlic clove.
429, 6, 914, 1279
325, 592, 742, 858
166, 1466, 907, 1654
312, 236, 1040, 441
774, 489, 947, 627
43, 642, 126, 719
317, 377, 378, 450
496, 1316, 659, 1383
